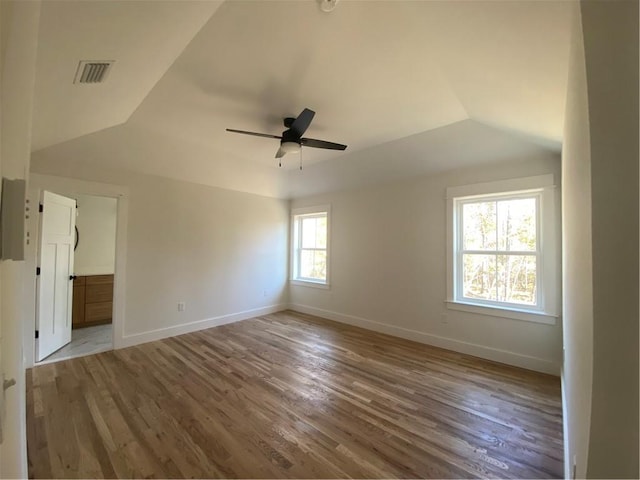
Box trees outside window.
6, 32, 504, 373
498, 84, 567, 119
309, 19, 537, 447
446, 175, 559, 324
459, 196, 539, 307
291, 206, 330, 286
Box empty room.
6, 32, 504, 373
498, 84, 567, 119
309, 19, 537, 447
0, 0, 637, 479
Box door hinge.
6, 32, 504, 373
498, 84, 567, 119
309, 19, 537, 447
39, 203, 43, 213
36, 267, 41, 276
35, 330, 39, 339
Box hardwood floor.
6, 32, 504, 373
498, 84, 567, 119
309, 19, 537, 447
27, 310, 563, 479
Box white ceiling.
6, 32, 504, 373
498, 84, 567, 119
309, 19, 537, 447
32, 0, 223, 150
31, 0, 574, 198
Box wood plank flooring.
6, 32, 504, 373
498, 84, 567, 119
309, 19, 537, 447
27, 310, 563, 479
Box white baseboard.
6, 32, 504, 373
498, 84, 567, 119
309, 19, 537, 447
116, 304, 288, 349
288, 303, 560, 375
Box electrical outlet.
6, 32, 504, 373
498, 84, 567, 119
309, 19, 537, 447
177, 302, 186, 312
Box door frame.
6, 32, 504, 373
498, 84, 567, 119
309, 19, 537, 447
24, 174, 129, 368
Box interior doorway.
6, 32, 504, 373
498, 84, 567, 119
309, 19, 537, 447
37, 193, 117, 364
24, 174, 128, 369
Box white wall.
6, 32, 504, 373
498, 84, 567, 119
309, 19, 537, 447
73, 193, 117, 275
119, 172, 289, 339
28, 158, 290, 348
562, 1, 639, 477
580, 1, 639, 477
290, 154, 562, 375
560, 3, 593, 478
0, 1, 40, 477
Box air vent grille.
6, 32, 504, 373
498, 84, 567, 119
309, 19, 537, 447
74, 60, 114, 84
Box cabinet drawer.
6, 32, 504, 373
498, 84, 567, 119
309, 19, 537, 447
85, 302, 113, 323
86, 284, 113, 303
86, 274, 114, 285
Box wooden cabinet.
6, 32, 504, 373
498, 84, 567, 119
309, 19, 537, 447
72, 276, 86, 326
72, 274, 113, 329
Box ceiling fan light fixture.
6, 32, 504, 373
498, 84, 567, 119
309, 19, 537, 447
281, 141, 301, 154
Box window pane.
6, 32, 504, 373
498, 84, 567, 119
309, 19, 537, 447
497, 255, 537, 305
462, 254, 497, 301
300, 249, 326, 280
497, 198, 536, 251
301, 217, 317, 248
315, 216, 327, 249
463, 202, 496, 250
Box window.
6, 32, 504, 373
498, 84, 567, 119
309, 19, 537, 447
446, 175, 559, 324
291, 206, 330, 286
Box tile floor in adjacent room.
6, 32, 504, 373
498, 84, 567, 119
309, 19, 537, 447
39, 323, 112, 364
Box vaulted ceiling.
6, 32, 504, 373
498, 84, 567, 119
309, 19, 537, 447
31, 0, 573, 198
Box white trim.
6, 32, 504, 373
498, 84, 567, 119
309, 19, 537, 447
446, 175, 560, 323
118, 304, 288, 348
455, 192, 543, 313
290, 279, 331, 289
446, 174, 555, 199
30, 173, 130, 198
289, 303, 560, 375
561, 364, 571, 480
25, 174, 129, 367
291, 204, 331, 216
445, 301, 558, 325
290, 204, 331, 286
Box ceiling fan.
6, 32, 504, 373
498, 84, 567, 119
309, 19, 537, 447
226, 108, 347, 166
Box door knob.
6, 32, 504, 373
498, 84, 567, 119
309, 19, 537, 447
69, 275, 77, 281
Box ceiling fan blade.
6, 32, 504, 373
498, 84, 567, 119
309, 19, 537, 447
290, 108, 315, 137
301, 137, 347, 151
226, 128, 282, 140
275, 146, 287, 158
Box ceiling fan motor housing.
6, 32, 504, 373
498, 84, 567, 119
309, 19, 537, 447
281, 128, 302, 146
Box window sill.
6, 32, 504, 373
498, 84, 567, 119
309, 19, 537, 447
445, 301, 558, 325
290, 279, 330, 290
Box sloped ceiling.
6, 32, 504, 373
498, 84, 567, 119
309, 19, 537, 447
31, 0, 223, 150
31, 0, 573, 198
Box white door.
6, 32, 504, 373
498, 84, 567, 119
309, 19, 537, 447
36, 191, 76, 361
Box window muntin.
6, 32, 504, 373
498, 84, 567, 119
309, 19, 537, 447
292, 209, 329, 284
446, 175, 558, 324
455, 191, 542, 311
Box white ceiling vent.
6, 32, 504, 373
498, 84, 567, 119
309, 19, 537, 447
73, 60, 115, 84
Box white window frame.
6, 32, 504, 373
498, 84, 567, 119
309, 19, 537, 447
290, 205, 330, 288
446, 175, 559, 325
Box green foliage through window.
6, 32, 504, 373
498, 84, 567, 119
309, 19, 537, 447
459, 197, 538, 306
294, 212, 328, 283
